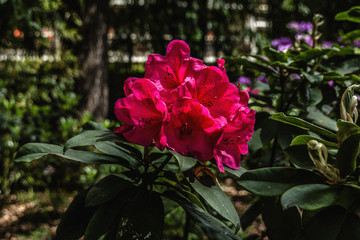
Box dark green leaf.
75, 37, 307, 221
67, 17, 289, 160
292, 48, 324, 62
335, 6, 360, 23
290, 135, 337, 149
84, 192, 129, 240
270, 113, 337, 141
163, 191, 242, 240
170, 150, 197, 171
64, 130, 121, 151
189, 177, 240, 231
305, 109, 338, 132
281, 184, 338, 210
297, 86, 323, 107
332, 57, 360, 75
262, 198, 301, 240
224, 166, 247, 178
284, 145, 316, 170
224, 56, 278, 77
55, 189, 97, 240
118, 190, 164, 240
303, 72, 323, 83
85, 175, 134, 207
94, 141, 142, 168
299, 206, 347, 240
340, 29, 360, 41
263, 46, 288, 62
14, 143, 121, 164
237, 167, 324, 196
336, 133, 360, 177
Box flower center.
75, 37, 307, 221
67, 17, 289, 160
138, 118, 153, 128
179, 122, 192, 136
222, 136, 240, 146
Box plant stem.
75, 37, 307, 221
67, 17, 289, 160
182, 214, 191, 240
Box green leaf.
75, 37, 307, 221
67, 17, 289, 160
55, 189, 97, 240
82, 121, 109, 131
118, 190, 164, 240
224, 166, 247, 178
14, 143, 121, 164
303, 72, 323, 83
284, 145, 316, 170
163, 191, 242, 240
297, 86, 323, 107
64, 130, 121, 151
290, 135, 338, 149
281, 184, 339, 210
305, 109, 338, 132
14, 143, 63, 162
85, 175, 134, 207
84, 192, 129, 240
332, 57, 360, 75
340, 29, 360, 41
270, 113, 337, 141
170, 150, 197, 171
292, 48, 324, 62
335, 6, 360, 23
237, 167, 324, 196
263, 46, 288, 62
94, 141, 142, 168
299, 206, 347, 240
262, 198, 301, 240
224, 56, 278, 77
336, 133, 360, 177
189, 177, 240, 231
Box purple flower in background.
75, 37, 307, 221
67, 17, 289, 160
295, 34, 313, 47
322, 41, 333, 48
289, 73, 301, 80
258, 75, 268, 83
271, 37, 293, 51
288, 21, 312, 33
328, 80, 335, 87
237, 76, 251, 85
354, 40, 360, 47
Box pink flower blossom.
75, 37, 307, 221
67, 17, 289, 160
114, 78, 168, 150
114, 40, 256, 172
164, 99, 221, 162
214, 106, 256, 172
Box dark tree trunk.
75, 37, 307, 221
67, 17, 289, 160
78, 0, 109, 120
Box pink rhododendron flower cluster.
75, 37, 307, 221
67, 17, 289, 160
114, 40, 255, 172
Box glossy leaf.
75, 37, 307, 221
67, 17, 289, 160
336, 133, 360, 177
224, 166, 247, 178
85, 174, 134, 207
299, 206, 347, 240
64, 130, 121, 151
238, 167, 324, 196
163, 191, 242, 240
170, 150, 197, 171
281, 184, 339, 210
189, 177, 240, 231
335, 6, 360, 23
262, 198, 301, 240
270, 113, 337, 141
332, 57, 360, 75
55, 189, 97, 240
305, 109, 338, 131
15, 143, 121, 164
284, 145, 316, 170
303, 72, 323, 83
290, 135, 337, 149
84, 192, 129, 240
94, 141, 142, 168
284, 145, 315, 169
297, 86, 323, 107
